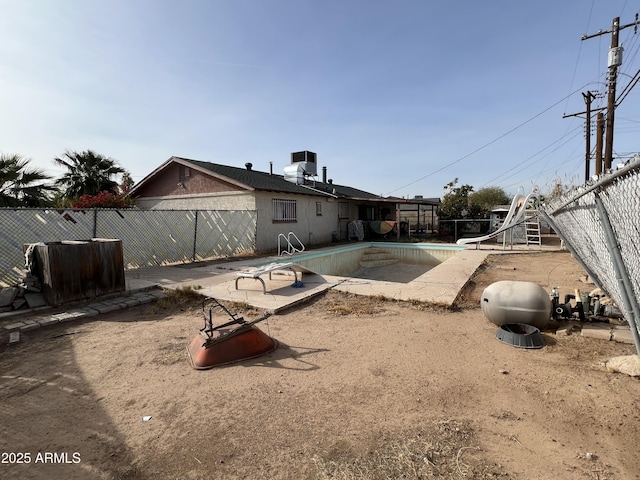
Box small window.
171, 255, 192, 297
360, 206, 375, 221
316, 202, 322, 216
273, 198, 297, 222
338, 202, 349, 219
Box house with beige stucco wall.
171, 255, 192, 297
129, 152, 410, 252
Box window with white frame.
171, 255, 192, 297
316, 202, 322, 216
272, 198, 297, 222
338, 202, 349, 219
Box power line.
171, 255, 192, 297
563, 0, 596, 114
479, 125, 584, 188
495, 130, 584, 190
617, 68, 640, 104
502, 151, 584, 194
618, 114, 640, 121
385, 83, 595, 196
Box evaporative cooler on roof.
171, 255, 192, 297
291, 151, 317, 176
284, 151, 317, 184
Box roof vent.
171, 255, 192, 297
245, 162, 253, 171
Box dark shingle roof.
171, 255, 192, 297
178, 157, 380, 200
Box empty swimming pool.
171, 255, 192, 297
201, 240, 486, 307
254, 242, 467, 284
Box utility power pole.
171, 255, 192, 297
583, 91, 596, 183
582, 15, 639, 170
563, 90, 603, 184
595, 112, 604, 175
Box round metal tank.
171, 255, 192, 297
481, 281, 551, 329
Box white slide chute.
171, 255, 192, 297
456, 192, 537, 245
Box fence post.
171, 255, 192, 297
93, 209, 98, 238
192, 211, 198, 262
594, 193, 640, 355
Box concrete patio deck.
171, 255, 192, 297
128, 240, 558, 312
1, 240, 565, 336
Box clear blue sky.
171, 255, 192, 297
1, 0, 639, 199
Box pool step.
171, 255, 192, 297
360, 248, 399, 268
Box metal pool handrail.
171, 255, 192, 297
277, 232, 305, 256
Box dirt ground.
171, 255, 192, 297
1, 250, 639, 480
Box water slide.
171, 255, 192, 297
456, 192, 536, 245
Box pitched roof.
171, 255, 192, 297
168, 156, 382, 200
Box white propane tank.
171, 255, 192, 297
481, 281, 551, 329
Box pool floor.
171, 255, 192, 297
350, 262, 435, 283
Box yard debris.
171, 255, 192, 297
0, 287, 19, 308
0, 270, 48, 314
605, 355, 640, 377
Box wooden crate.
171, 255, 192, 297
29, 239, 125, 306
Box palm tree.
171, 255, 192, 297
53, 150, 126, 199
0, 153, 56, 207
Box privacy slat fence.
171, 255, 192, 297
0, 208, 257, 287
542, 154, 640, 355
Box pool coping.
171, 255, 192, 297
189, 244, 491, 311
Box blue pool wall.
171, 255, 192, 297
259, 242, 467, 277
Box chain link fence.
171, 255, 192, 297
438, 219, 491, 242
0, 208, 257, 286
542, 154, 640, 354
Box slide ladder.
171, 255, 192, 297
525, 210, 541, 247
